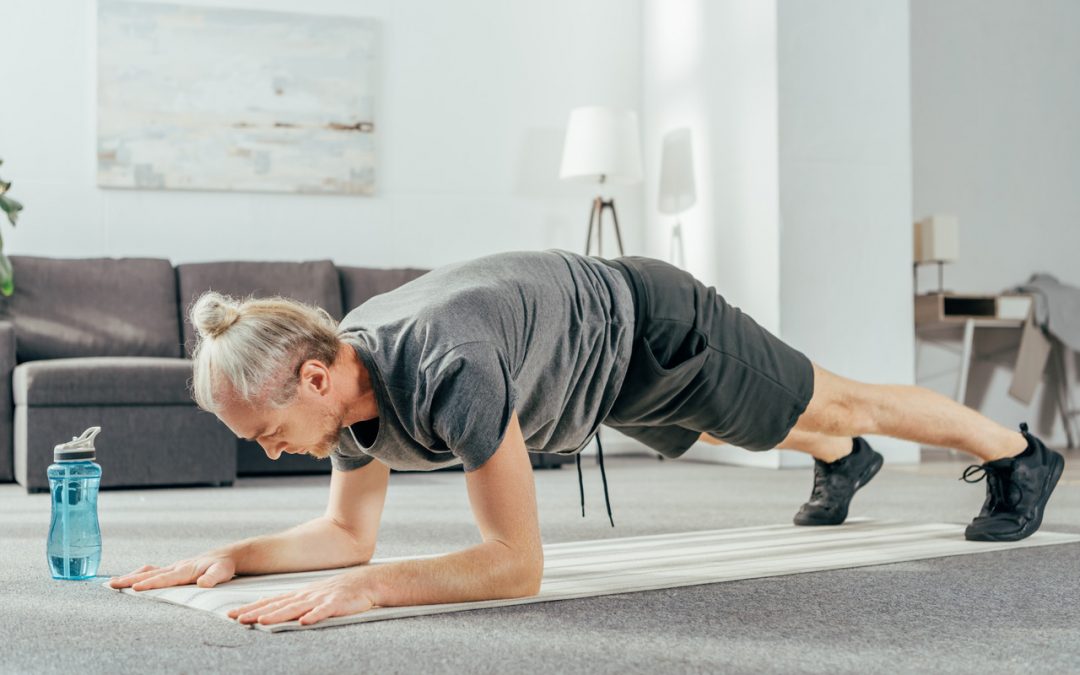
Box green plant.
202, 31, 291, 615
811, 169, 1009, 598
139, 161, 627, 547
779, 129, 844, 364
0, 157, 23, 296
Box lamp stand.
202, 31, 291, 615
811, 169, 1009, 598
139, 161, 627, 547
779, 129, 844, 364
669, 219, 686, 268
584, 196, 625, 258
913, 260, 949, 296
582, 195, 626, 464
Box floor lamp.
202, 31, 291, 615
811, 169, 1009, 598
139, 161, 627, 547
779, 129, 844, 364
658, 127, 697, 268
559, 106, 643, 257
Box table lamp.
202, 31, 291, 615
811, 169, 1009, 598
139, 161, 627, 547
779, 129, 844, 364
913, 214, 959, 294
559, 106, 643, 257
658, 127, 697, 268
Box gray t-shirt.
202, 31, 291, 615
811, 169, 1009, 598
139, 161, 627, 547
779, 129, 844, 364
331, 249, 635, 473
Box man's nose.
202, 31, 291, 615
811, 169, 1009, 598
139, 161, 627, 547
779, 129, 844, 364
262, 441, 286, 460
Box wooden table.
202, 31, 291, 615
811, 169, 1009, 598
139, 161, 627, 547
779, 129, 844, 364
914, 292, 1077, 448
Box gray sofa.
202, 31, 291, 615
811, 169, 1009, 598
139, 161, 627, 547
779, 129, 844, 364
0, 255, 430, 492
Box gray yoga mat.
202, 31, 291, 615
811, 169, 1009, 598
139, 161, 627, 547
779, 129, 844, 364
104, 519, 1080, 633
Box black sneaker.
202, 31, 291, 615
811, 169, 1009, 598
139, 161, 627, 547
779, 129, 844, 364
793, 437, 884, 526
962, 422, 1065, 542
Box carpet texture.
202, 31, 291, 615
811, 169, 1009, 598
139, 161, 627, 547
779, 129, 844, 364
105, 519, 1080, 633
5, 453, 1080, 674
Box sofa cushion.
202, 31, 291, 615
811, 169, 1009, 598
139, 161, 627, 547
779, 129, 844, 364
176, 260, 344, 356
338, 265, 430, 313
0, 256, 182, 361
13, 357, 196, 406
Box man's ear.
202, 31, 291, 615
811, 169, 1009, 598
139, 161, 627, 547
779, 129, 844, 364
298, 359, 332, 395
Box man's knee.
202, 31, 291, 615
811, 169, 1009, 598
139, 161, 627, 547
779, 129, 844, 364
797, 364, 879, 436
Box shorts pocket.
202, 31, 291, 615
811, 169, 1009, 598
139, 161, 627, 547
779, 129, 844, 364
601, 421, 702, 459
608, 334, 710, 425
640, 329, 709, 376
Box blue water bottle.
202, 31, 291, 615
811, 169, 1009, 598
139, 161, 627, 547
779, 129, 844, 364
47, 427, 103, 580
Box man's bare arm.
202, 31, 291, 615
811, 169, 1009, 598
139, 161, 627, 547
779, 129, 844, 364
226, 459, 390, 574
229, 410, 542, 625
361, 409, 543, 605
110, 459, 390, 590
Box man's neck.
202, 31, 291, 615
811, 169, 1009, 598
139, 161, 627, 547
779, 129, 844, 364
338, 341, 378, 425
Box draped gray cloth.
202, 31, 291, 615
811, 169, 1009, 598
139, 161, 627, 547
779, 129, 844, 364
1012, 273, 1080, 352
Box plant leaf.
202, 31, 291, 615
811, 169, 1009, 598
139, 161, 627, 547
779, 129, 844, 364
0, 252, 13, 297
0, 194, 22, 226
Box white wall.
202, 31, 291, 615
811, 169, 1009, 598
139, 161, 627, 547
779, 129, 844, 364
640, 0, 780, 333
635, 0, 783, 466
912, 0, 1080, 293
777, 0, 918, 465
0, 0, 643, 268
634, 0, 918, 466
911, 0, 1080, 446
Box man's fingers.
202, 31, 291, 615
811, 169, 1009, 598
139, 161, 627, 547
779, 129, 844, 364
229, 595, 289, 620
298, 603, 335, 626
131, 565, 194, 591
111, 564, 159, 581
236, 597, 297, 623
195, 561, 232, 588
108, 566, 164, 588
256, 599, 319, 625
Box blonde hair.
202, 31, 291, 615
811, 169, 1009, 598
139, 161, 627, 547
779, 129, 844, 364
189, 291, 340, 413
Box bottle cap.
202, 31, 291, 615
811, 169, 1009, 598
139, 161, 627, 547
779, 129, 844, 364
54, 427, 101, 462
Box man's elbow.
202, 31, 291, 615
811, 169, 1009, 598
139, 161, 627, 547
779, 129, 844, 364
509, 551, 544, 598
324, 515, 375, 566
357, 547, 375, 566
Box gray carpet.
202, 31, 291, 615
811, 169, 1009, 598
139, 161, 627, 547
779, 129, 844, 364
3, 450, 1079, 674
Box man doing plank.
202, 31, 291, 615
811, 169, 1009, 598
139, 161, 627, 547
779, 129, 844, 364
109, 249, 1064, 627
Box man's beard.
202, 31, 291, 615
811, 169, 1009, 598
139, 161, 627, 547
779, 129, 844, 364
307, 408, 345, 459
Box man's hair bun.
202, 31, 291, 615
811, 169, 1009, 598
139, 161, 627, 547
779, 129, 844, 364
190, 291, 242, 339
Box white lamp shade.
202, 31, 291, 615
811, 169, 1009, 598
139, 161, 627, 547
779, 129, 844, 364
559, 106, 643, 184
658, 127, 697, 215
913, 214, 960, 263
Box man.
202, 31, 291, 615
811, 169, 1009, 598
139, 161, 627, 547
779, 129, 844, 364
108, 249, 1065, 627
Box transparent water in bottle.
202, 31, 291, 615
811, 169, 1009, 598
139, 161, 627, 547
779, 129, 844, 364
47, 428, 103, 580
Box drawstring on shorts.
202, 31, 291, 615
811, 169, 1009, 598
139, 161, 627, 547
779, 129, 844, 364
575, 432, 615, 527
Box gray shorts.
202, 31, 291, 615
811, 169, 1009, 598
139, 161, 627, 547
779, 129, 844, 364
596, 256, 815, 458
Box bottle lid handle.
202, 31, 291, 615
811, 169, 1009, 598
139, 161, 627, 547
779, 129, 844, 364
56, 426, 102, 451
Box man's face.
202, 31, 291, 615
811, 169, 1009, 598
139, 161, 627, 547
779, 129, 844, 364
218, 386, 344, 461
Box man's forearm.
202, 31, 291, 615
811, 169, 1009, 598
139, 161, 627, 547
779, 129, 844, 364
215, 516, 372, 576
360, 540, 542, 608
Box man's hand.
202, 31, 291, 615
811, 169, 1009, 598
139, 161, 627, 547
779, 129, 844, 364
108, 553, 237, 591
227, 568, 376, 626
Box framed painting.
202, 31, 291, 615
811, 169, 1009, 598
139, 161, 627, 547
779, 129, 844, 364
97, 1, 378, 195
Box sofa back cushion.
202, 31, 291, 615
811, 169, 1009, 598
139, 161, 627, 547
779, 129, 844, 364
338, 265, 430, 314
176, 260, 344, 357
0, 256, 182, 361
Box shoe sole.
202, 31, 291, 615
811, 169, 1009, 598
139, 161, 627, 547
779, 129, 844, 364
793, 451, 884, 526
964, 450, 1065, 542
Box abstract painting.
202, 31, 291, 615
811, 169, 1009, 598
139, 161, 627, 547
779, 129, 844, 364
97, 1, 377, 195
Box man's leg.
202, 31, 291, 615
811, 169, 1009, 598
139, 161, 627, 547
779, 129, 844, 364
699, 428, 851, 462
782, 362, 1063, 540
793, 362, 1027, 461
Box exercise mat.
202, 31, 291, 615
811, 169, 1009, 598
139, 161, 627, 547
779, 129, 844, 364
104, 519, 1080, 632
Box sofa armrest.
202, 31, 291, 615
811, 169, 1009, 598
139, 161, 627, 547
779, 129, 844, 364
0, 321, 15, 481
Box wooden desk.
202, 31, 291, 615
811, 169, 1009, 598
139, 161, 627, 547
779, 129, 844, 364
915, 292, 1078, 448
915, 293, 1029, 405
